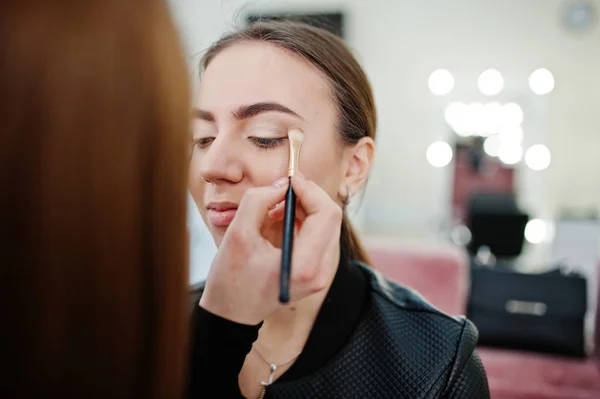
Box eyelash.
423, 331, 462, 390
250, 137, 287, 149
193, 137, 214, 149
192, 136, 287, 150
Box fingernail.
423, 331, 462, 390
295, 172, 305, 180
272, 177, 288, 188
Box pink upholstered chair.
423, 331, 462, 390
364, 237, 469, 316
364, 238, 600, 399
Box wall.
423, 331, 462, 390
171, 0, 600, 242
187, 193, 215, 283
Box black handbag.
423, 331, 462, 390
467, 261, 588, 357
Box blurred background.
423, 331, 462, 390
176, 0, 599, 280
175, 1, 600, 397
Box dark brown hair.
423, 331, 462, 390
0, 1, 190, 397
201, 20, 377, 264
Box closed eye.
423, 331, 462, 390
249, 137, 287, 149
193, 137, 214, 149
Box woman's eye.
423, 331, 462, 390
193, 137, 214, 149
250, 137, 287, 149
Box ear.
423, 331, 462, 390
340, 136, 375, 198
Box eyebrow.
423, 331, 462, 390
193, 108, 215, 122
193, 102, 303, 123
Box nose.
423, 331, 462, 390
198, 134, 243, 184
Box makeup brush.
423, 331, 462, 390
280, 128, 304, 303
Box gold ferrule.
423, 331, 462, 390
287, 139, 303, 177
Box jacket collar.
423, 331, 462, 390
277, 246, 369, 382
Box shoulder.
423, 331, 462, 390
357, 262, 488, 397
360, 261, 472, 326
359, 260, 479, 348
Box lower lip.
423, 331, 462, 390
207, 209, 237, 227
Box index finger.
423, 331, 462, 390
232, 180, 289, 230
290, 175, 337, 216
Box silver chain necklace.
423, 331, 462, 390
252, 344, 301, 386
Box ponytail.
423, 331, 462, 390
340, 214, 371, 266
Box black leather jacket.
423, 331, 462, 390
190, 262, 490, 398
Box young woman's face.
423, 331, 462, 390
189, 42, 346, 246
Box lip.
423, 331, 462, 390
206, 201, 238, 227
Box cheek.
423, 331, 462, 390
298, 141, 343, 201
245, 151, 289, 185
188, 156, 205, 208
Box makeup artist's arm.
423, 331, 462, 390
189, 176, 342, 397
199, 175, 342, 325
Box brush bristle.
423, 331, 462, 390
287, 128, 305, 143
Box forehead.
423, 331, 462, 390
197, 41, 333, 120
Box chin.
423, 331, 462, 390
209, 226, 226, 247
198, 212, 224, 247
205, 220, 283, 249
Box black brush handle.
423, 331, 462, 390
279, 177, 295, 303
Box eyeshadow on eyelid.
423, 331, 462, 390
247, 126, 285, 136
247, 116, 288, 127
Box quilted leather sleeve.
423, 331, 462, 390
443, 320, 490, 398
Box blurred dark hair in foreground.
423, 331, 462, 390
0, 1, 191, 397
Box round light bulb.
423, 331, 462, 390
499, 125, 524, 144
529, 68, 555, 95
450, 225, 472, 246
525, 144, 551, 171
426, 141, 453, 167
445, 102, 469, 135
482, 102, 503, 136
498, 143, 523, 165
478, 69, 504, 96
428, 69, 455, 96
484, 135, 502, 157
502, 103, 524, 127
525, 218, 549, 244
468, 102, 486, 136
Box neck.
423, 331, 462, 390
258, 290, 327, 353
255, 248, 341, 359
